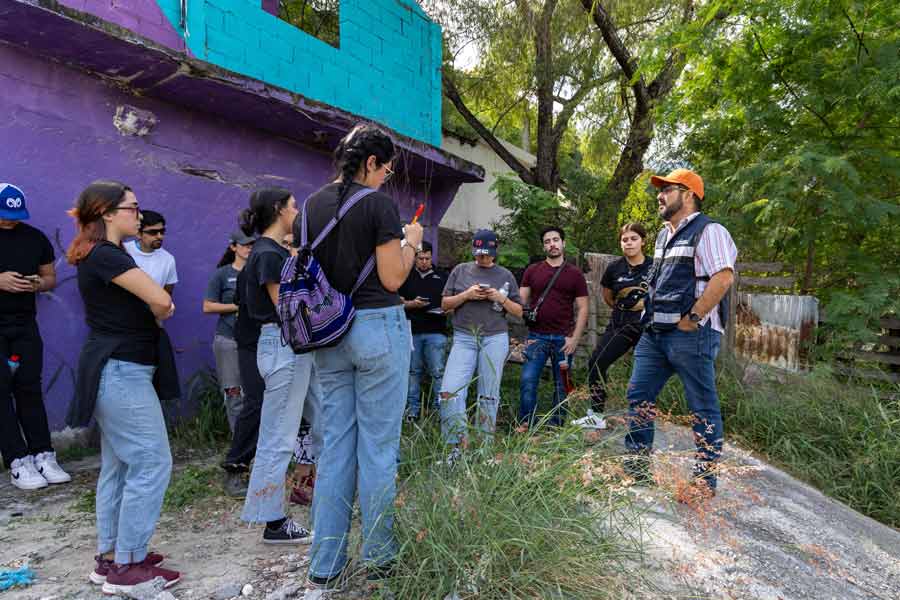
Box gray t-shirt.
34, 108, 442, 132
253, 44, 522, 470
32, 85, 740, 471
205, 265, 239, 339
443, 261, 521, 336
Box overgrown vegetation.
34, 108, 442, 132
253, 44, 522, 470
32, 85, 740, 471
163, 465, 221, 512
168, 369, 232, 451
389, 419, 641, 598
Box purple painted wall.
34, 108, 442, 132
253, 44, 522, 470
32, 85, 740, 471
56, 0, 187, 52
0, 39, 450, 430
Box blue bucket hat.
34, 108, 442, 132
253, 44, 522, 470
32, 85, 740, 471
0, 184, 29, 220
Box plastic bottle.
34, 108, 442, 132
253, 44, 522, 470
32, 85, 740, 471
558, 358, 574, 395
492, 281, 510, 312
7, 354, 20, 376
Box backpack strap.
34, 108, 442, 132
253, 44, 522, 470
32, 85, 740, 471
298, 187, 378, 296
300, 187, 376, 251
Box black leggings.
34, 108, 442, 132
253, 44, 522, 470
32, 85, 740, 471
222, 345, 265, 471
587, 320, 643, 413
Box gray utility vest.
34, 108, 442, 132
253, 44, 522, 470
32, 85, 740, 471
643, 214, 729, 331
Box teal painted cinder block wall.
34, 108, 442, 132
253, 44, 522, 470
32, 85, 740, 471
155, 0, 442, 146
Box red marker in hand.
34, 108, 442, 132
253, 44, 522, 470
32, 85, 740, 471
411, 203, 425, 224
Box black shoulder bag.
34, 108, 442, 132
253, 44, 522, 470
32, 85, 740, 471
522, 264, 566, 326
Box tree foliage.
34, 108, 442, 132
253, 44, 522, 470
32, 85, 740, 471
662, 0, 900, 340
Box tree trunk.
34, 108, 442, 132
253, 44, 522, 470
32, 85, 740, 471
604, 103, 654, 213
532, 1, 559, 191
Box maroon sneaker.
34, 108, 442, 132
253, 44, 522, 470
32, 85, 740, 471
90, 552, 165, 585
289, 474, 315, 506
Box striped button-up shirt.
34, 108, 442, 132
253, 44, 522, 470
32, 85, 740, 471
661, 212, 738, 334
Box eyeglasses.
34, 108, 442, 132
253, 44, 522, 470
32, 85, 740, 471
659, 184, 688, 195
142, 227, 166, 236
383, 165, 394, 182
113, 204, 141, 215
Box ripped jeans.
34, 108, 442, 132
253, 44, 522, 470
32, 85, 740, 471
439, 330, 509, 446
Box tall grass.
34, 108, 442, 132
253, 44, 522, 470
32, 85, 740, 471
168, 369, 231, 451
390, 417, 642, 599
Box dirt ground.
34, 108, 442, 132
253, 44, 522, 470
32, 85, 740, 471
2, 422, 899, 600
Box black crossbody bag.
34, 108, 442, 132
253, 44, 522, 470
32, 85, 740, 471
522, 264, 565, 326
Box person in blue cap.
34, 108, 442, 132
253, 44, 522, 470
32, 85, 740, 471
438, 229, 523, 465
0, 183, 71, 490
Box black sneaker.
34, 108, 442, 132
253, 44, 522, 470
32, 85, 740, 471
222, 471, 248, 498
622, 454, 654, 486
305, 570, 345, 596
263, 518, 313, 545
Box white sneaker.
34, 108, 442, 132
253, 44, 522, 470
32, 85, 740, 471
10, 455, 48, 490
571, 410, 607, 430
33, 451, 72, 484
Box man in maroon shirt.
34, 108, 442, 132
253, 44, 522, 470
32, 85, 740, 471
518, 226, 589, 427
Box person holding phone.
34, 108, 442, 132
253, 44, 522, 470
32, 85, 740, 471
302, 124, 422, 591
438, 230, 522, 464
398, 241, 449, 421
0, 183, 70, 491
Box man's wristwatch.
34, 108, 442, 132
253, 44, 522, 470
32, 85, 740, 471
688, 312, 702, 323
400, 239, 422, 252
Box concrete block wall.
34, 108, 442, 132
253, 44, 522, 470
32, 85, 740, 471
83, 0, 443, 146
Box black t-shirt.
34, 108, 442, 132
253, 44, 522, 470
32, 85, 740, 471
0, 222, 54, 321
77, 242, 159, 364
600, 256, 652, 325
244, 237, 289, 325
234, 267, 262, 350
398, 268, 449, 335
300, 182, 404, 309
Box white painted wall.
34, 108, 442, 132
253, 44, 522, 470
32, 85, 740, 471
440, 133, 536, 232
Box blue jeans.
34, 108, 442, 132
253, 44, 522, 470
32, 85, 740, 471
309, 305, 410, 579
94, 359, 172, 565
625, 324, 723, 488
406, 332, 447, 417
242, 324, 319, 523
518, 332, 573, 427
439, 330, 509, 445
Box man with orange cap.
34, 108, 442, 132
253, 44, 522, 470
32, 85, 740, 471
623, 168, 737, 499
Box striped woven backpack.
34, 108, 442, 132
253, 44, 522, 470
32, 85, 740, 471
277, 187, 376, 353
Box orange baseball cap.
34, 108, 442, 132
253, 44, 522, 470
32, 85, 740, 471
650, 169, 704, 200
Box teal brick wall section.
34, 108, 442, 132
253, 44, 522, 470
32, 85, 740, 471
155, 0, 442, 146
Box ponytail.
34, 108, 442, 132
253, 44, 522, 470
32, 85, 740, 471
240, 188, 292, 235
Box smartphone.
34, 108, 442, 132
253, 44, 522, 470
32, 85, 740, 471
415, 296, 430, 304
478, 283, 490, 290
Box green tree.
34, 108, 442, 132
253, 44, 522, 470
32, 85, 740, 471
664, 0, 900, 340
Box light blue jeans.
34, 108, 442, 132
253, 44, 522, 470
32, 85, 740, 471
309, 305, 410, 579
94, 359, 172, 566
406, 332, 447, 417
439, 330, 510, 445
241, 324, 319, 523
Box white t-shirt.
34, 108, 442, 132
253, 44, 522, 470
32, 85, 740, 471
126, 239, 179, 288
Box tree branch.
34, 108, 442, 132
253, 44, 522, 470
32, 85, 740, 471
579, 1, 640, 86
752, 29, 836, 137
490, 91, 529, 135
552, 70, 619, 140
443, 71, 536, 185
